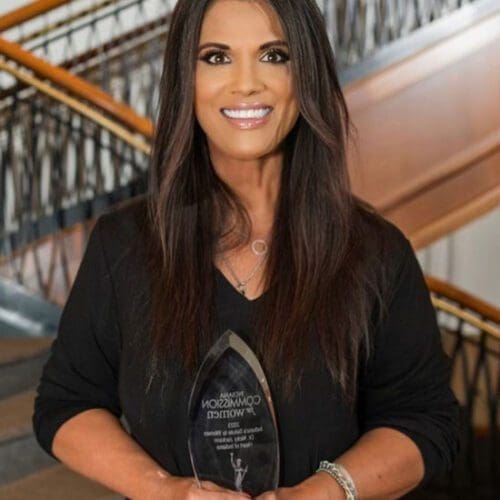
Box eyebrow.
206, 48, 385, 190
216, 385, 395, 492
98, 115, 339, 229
198, 39, 288, 52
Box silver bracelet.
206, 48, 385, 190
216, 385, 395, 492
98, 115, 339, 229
316, 460, 359, 500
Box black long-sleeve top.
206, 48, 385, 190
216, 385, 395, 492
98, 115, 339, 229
33, 195, 459, 492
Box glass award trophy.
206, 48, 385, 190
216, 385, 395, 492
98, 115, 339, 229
188, 330, 279, 497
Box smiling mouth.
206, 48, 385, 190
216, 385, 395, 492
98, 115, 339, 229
220, 107, 273, 130
221, 107, 273, 119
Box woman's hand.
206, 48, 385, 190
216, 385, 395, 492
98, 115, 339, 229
155, 475, 251, 500
255, 472, 343, 500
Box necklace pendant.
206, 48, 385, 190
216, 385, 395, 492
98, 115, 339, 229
237, 284, 246, 296
251, 239, 268, 256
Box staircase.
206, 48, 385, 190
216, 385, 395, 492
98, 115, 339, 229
0, 342, 121, 497
1, 2, 156, 491
0, 0, 498, 498
0, 280, 120, 496
342, 0, 500, 248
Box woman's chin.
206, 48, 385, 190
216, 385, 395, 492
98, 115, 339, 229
211, 143, 272, 162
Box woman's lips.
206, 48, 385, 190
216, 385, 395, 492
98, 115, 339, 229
220, 109, 273, 130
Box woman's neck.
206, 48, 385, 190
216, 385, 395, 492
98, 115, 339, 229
211, 152, 282, 236
210, 151, 283, 298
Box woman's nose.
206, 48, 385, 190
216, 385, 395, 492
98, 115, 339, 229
230, 58, 265, 95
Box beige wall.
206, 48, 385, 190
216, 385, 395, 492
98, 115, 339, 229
417, 209, 500, 307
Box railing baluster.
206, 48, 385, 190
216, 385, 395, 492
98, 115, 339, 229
430, 284, 499, 495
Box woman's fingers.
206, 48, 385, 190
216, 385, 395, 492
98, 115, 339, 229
198, 480, 250, 498
254, 493, 277, 500
161, 476, 250, 499
199, 480, 227, 491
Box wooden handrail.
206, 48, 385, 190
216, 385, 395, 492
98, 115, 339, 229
0, 58, 151, 154
0, 36, 154, 138
0, 0, 71, 32
426, 274, 500, 326
58, 14, 170, 72
431, 295, 500, 340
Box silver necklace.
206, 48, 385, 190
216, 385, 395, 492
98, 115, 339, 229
221, 239, 269, 296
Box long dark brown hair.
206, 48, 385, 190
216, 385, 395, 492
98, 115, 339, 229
147, 0, 392, 406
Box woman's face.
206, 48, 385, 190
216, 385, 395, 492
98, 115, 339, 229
195, 0, 300, 162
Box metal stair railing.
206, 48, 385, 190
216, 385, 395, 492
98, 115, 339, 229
318, 0, 484, 67
0, 46, 152, 302
1, 0, 173, 62
1, 0, 173, 123
426, 275, 499, 497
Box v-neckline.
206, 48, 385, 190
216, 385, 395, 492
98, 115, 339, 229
214, 266, 268, 304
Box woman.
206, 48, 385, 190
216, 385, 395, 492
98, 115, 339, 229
33, 0, 459, 498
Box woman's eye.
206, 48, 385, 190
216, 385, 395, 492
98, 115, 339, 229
199, 49, 290, 65
199, 51, 230, 65
261, 49, 290, 64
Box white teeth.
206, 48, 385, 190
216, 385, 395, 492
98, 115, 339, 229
222, 108, 272, 119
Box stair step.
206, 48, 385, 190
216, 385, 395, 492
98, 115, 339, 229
0, 337, 53, 399
0, 464, 119, 499
0, 390, 55, 484
0, 278, 60, 337
0, 389, 36, 443
0, 337, 53, 366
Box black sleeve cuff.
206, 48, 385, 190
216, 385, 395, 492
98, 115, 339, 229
361, 418, 458, 488
33, 404, 122, 459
